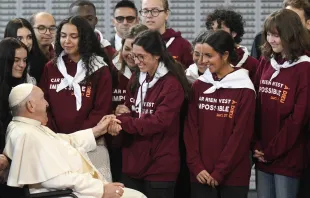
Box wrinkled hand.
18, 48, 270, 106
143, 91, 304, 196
115, 105, 130, 116
196, 170, 211, 184
93, 115, 121, 138
103, 182, 125, 198
107, 121, 122, 136
253, 150, 267, 163
0, 154, 9, 183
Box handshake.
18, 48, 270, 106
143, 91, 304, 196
92, 105, 131, 138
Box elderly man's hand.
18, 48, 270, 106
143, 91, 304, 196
93, 115, 121, 138
0, 154, 9, 183
103, 182, 125, 198
107, 121, 122, 136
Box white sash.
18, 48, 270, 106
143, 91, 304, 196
270, 55, 310, 81
135, 62, 168, 117
56, 51, 108, 110
198, 68, 255, 94
186, 63, 199, 83
234, 45, 249, 68
166, 37, 175, 48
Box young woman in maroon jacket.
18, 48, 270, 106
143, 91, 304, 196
184, 30, 255, 198
39, 16, 113, 182
108, 29, 190, 198
253, 9, 310, 198
186, 30, 213, 84
108, 24, 148, 182
139, 0, 193, 69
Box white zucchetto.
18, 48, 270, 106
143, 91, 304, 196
9, 83, 34, 108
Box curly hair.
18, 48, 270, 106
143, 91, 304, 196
54, 16, 109, 78
261, 9, 310, 62
206, 8, 245, 44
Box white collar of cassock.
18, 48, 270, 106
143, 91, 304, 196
186, 63, 200, 84
112, 53, 132, 79
56, 51, 108, 111
135, 62, 169, 117
4, 116, 72, 187
270, 55, 310, 81
12, 116, 41, 126
198, 68, 255, 94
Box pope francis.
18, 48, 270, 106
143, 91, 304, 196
3, 83, 146, 198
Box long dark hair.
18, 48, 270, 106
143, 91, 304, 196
203, 30, 238, 64
54, 16, 109, 78
4, 18, 48, 83
132, 30, 190, 99
0, 37, 29, 152
262, 9, 310, 62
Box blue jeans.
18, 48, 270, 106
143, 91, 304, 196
257, 170, 299, 198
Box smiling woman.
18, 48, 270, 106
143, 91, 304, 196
254, 9, 310, 198
4, 18, 48, 83
39, 16, 113, 182
110, 30, 190, 198
185, 30, 255, 198
0, 37, 35, 197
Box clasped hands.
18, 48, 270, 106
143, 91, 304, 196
104, 104, 131, 136
253, 150, 267, 163
196, 170, 219, 188
93, 115, 122, 138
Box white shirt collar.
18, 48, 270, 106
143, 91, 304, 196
115, 34, 123, 51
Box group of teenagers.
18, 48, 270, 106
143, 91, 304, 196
0, 0, 310, 197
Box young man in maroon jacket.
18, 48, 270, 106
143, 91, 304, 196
206, 8, 258, 81
69, 0, 116, 60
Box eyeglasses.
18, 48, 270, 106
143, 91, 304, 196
33, 25, 57, 34
129, 53, 144, 62
115, 16, 136, 23
139, 9, 166, 17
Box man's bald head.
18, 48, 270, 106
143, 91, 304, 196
30, 12, 55, 26
30, 12, 56, 47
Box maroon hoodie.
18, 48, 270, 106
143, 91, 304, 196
254, 56, 310, 178
232, 47, 258, 81
111, 66, 131, 110
117, 72, 184, 181
39, 55, 112, 133
162, 28, 193, 69
184, 70, 255, 186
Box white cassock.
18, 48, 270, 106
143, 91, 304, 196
4, 116, 146, 198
